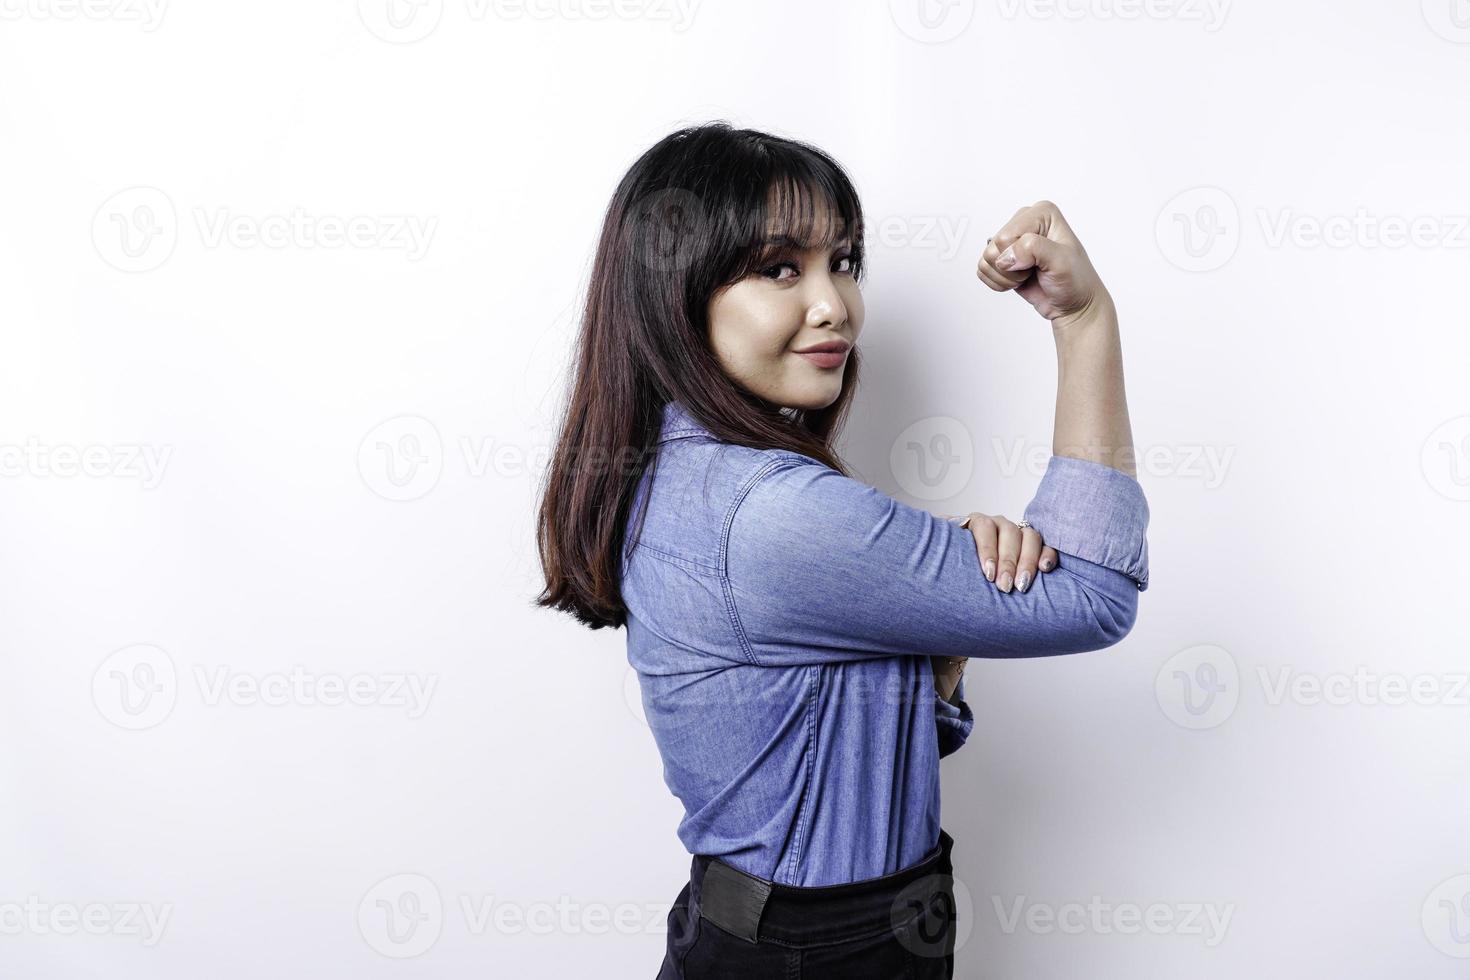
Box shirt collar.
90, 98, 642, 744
656, 400, 707, 444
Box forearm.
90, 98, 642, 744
1051, 293, 1137, 478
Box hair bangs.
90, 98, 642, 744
733, 158, 866, 283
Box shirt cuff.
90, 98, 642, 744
935, 675, 974, 759
1022, 454, 1150, 592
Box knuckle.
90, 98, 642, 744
1033, 199, 1058, 213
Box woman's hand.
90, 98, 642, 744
960, 512, 1059, 594
976, 200, 1111, 327
934, 512, 1062, 700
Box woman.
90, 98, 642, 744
534, 122, 1149, 978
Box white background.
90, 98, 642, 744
2, 1, 1469, 977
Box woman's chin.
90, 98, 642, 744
780, 385, 843, 413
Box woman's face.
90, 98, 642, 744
706, 211, 864, 412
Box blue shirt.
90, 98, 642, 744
621, 400, 1150, 886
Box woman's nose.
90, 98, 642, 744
805, 289, 846, 328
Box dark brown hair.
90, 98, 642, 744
533, 121, 869, 630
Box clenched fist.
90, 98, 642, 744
977, 200, 1111, 325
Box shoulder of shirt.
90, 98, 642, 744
658, 434, 828, 501
628, 410, 833, 574
650, 404, 857, 533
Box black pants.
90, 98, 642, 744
657, 829, 957, 979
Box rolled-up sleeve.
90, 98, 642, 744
1022, 454, 1149, 592
722, 452, 1150, 667
934, 674, 974, 759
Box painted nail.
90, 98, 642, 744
998, 571, 1012, 592
1017, 571, 1031, 592
996, 247, 1016, 271
1039, 558, 1053, 571
984, 559, 996, 581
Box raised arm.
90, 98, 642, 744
974, 203, 1150, 589
978, 199, 1137, 478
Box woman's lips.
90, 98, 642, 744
796, 350, 848, 369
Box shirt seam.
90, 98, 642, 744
629, 539, 720, 574
778, 664, 820, 885
717, 455, 800, 669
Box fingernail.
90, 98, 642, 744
996, 247, 1016, 271
1039, 558, 1053, 571
998, 571, 1012, 592
984, 559, 996, 581
1017, 571, 1031, 592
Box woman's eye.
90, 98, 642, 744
759, 253, 854, 281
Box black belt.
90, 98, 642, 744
693, 829, 955, 947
